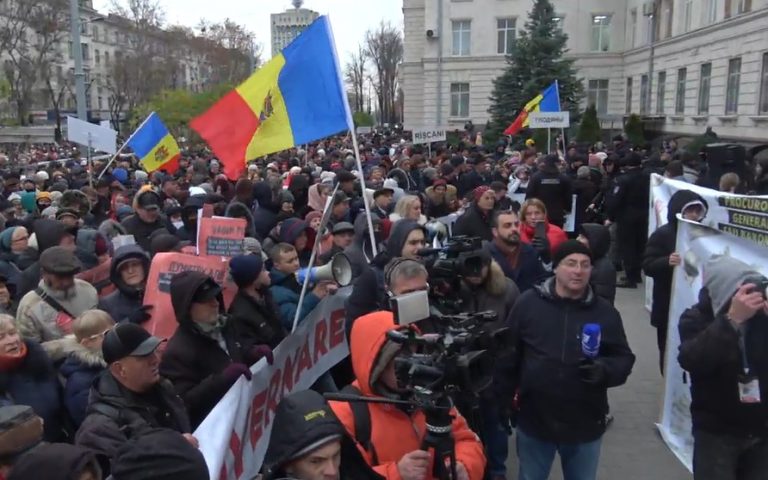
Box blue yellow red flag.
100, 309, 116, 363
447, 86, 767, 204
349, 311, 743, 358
126, 112, 181, 173
191, 16, 352, 180
504, 82, 561, 135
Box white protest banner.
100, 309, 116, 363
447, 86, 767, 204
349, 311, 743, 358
412, 128, 446, 145
528, 111, 570, 129
646, 174, 768, 310
195, 288, 350, 479
66, 116, 117, 154
562, 194, 578, 232
356, 126, 372, 134
657, 218, 768, 471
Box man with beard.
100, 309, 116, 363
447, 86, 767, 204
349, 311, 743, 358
487, 210, 549, 293
16, 246, 98, 361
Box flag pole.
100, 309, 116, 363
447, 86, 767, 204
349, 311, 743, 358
350, 129, 378, 257
97, 112, 155, 180
291, 184, 339, 333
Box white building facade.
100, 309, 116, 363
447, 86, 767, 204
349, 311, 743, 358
270, 7, 320, 57
402, 0, 768, 142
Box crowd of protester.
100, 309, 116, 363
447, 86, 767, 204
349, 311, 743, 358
0, 129, 763, 480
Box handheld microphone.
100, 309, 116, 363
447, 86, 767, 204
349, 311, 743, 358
581, 323, 601, 359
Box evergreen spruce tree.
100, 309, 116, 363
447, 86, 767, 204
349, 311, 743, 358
624, 114, 645, 146
486, 0, 583, 143
576, 104, 601, 143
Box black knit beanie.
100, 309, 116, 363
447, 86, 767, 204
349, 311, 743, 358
553, 240, 593, 268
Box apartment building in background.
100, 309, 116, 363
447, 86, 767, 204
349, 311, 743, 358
0, 0, 219, 125
270, 3, 320, 57
401, 0, 768, 142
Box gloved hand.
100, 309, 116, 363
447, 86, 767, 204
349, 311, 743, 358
128, 305, 153, 324
247, 344, 274, 365
578, 358, 606, 385
222, 363, 252, 383
531, 235, 550, 263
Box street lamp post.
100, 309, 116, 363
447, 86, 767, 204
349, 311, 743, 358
69, 0, 87, 121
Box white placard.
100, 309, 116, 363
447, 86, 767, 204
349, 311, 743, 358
528, 111, 571, 129
66, 116, 117, 154
356, 126, 372, 134
412, 128, 446, 144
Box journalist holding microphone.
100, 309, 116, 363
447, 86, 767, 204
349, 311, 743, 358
496, 240, 635, 480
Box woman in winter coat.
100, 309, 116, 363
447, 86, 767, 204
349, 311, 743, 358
452, 186, 496, 242
0, 314, 63, 441
0, 226, 32, 290
389, 195, 427, 225
59, 310, 113, 427
518, 198, 568, 260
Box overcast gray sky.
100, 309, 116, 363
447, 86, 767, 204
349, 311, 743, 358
93, 0, 402, 65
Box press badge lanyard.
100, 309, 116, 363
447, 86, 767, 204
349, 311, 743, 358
738, 330, 761, 404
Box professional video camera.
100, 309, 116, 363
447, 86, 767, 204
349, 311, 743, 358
417, 236, 486, 313
326, 310, 505, 480
387, 311, 503, 406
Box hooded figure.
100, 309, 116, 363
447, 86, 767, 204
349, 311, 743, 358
98, 245, 150, 325
174, 195, 204, 244
160, 271, 249, 428
678, 257, 768, 476
345, 220, 427, 330
263, 390, 382, 480
252, 181, 279, 241
225, 201, 256, 239
579, 223, 616, 305
643, 189, 707, 371
328, 312, 486, 480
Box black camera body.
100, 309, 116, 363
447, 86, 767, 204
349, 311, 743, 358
418, 236, 486, 313
387, 311, 506, 410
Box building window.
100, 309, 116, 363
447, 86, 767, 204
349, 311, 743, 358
591, 15, 611, 52
640, 74, 649, 114
657, 71, 666, 113
104, 51, 109, 66
497, 18, 516, 55
587, 79, 609, 114
698, 63, 712, 114
684, 0, 693, 32
626, 77, 633, 114
450, 83, 470, 117
452, 20, 471, 56
94, 49, 100, 65
98, 96, 103, 109
704, 0, 718, 25
725, 57, 741, 114
68, 41, 73, 59
676, 68, 687, 114
760, 53, 768, 114
81, 43, 89, 61
738, 0, 752, 13
92, 26, 99, 41
629, 9, 637, 47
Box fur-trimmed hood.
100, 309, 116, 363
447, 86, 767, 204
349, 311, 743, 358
58, 336, 106, 370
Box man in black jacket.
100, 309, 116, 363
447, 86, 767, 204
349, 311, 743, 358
487, 210, 549, 293
160, 271, 266, 428
678, 256, 768, 480
75, 323, 195, 472
497, 240, 635, 480
262, 389, 382, 480
227, 254, 285, 350
525, 154, 572, 228
643, 190, 707, 374
120, 190, 172, 252
604, 153, 649, 288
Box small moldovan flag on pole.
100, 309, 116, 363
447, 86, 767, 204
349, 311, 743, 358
503, 81, 561, 136
190, 16, 352, 180
125, 112, 181, 173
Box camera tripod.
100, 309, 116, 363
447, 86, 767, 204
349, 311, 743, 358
421, 397, 459, 480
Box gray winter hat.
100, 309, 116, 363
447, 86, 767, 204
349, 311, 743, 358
704, 255, 764, 315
